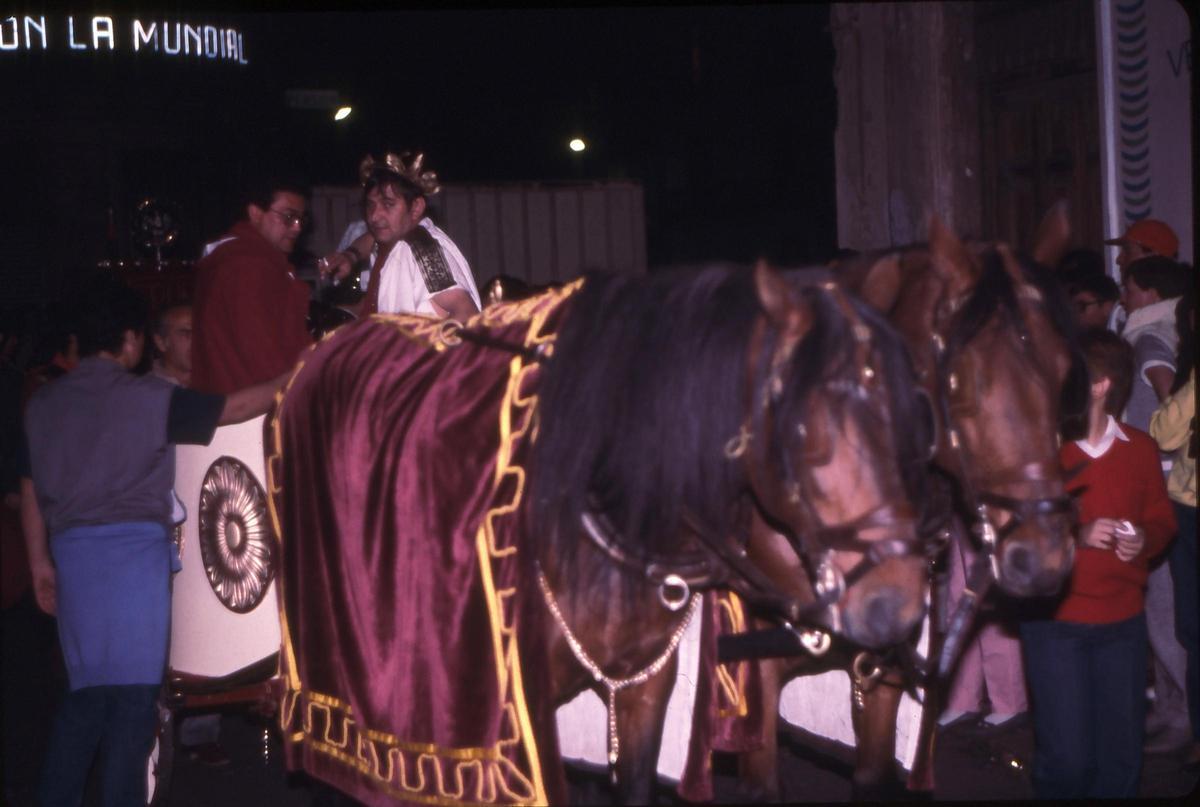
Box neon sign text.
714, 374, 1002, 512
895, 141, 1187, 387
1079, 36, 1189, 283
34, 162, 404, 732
0, 15, 248, 64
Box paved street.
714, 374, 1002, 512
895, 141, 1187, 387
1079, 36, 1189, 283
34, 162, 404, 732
153, 707, 1198, 804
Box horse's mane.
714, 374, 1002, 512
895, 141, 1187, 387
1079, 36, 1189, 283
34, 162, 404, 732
530, 268, 757, 591
530, 267, 928, 595
944, 247, 1088, 439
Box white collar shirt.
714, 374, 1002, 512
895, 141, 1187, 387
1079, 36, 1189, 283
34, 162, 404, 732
1074, 414, 1130, 459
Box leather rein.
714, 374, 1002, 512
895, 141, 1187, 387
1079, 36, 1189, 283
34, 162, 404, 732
924, 284, 1076, 679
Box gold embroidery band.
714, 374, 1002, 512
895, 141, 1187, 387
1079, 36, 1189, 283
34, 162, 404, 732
268, 284, 584, 805
406, 226, 456, 294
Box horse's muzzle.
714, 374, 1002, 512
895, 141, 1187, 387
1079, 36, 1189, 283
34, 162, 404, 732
996, 526, 1073, 597
841, 559, 927, 649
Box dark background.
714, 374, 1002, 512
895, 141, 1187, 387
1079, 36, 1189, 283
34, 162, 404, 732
0, 6, 836, 308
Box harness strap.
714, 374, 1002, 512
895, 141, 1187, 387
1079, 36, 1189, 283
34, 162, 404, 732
580, 510, 720, 589
678, 509, 810, 625
453, 327, 546, 362
808, 501, 919, 552
936, 553, 994, 677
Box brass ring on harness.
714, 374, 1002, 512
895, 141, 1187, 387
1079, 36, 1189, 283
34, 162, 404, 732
852, 650, 884, 690
436, 318, 463, 348
724, 424, 751, 459
786, 622, 832, 657
658, 574, 690, 612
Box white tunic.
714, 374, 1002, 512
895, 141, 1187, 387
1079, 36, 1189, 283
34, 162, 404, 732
372, 219, 481, 316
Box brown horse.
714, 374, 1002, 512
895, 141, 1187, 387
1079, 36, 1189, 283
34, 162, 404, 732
734, 209, 1086, 800
269, 262, 932, 805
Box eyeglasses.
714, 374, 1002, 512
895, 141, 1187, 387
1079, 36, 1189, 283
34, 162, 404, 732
1073, 297, 1101, 313
268, 208, 310, 229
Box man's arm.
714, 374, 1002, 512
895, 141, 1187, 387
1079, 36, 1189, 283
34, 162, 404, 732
1150, 372, 1195, 452
1129, 440, 1179, 563
321, 233, 376, 283
20, 477, 54, 615
218, 371, 291, 425
169, 371, 291, 447
1133, 333, 1176, 403
1145, 365, 1175, 402
430, 288, 479, 324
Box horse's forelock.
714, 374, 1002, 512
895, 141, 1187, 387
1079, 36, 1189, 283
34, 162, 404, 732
945, 247, 1088, 441
769, 289, 928, 519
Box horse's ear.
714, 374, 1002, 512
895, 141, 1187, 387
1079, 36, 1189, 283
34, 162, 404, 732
928, 215, 976, 299
851, 253, 902, 313
754, 260, 812, 339
1031, 199, 1071, 269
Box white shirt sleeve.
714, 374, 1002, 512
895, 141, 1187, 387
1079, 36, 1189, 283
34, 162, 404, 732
427, 223, 481, 311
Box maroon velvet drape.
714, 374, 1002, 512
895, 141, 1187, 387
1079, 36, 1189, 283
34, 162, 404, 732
679, 591, 767, 801
267, 287, 578, 806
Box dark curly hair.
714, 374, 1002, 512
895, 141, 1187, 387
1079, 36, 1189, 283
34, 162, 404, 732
69, 275, 150, 358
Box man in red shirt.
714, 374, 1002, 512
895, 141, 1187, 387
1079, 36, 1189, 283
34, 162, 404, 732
191, 178, 313, 395
1020, 329, 1177, 798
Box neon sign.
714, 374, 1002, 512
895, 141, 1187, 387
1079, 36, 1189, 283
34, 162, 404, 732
0, 15, 249, 64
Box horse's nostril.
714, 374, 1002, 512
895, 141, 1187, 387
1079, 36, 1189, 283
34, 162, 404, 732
867, 597, 891, 629
1004, 544, 1035, 581
861, 592, 905, 647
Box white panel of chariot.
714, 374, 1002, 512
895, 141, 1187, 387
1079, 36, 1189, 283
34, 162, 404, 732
169, 415, 282, 677
778, 612, 930, 770
555, 602, 702, 782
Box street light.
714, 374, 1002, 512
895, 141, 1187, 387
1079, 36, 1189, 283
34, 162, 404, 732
334, 105, 353, 122
569, 137, 586, 153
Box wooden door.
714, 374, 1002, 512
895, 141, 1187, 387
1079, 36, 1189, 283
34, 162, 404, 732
977, 0, 1103, 252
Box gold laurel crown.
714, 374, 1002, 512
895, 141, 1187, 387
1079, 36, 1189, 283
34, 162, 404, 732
358, 151, 441, 196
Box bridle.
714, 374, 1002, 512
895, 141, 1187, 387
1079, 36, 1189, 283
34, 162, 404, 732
571, 282, 926, 650
926, 270, 1077, 675
725, 282, 926, 640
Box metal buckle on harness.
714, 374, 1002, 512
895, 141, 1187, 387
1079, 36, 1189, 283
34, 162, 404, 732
814, 551, 844, 601
785, 621, 832, 656
657, 574, 690, 612
974, 505, 1002, 581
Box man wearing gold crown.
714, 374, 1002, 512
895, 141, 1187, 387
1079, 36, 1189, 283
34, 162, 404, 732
320, 153, 480, 322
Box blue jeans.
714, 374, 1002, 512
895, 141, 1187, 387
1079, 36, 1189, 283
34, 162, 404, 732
1169, 502, 1199, 742
38, 684, 159, 807
1020, 613, 1148, 798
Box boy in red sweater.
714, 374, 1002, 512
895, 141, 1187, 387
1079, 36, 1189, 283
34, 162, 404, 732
1020, 329, 1177, 798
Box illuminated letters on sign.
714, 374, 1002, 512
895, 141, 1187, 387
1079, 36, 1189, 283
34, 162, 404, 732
0, 15, 248, 63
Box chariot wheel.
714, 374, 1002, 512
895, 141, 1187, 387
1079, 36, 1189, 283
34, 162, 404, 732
146, 697, 174, 806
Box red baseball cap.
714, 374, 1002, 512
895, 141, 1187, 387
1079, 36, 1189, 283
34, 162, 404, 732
1104, 219, 1179, 258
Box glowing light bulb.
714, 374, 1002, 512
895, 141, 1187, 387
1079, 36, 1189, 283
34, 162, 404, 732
569, 138, 586, 152
334, 106, 352, 121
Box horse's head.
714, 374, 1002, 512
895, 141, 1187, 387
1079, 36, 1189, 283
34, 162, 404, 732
738, 263, 932, 649
847, 209, 1084, 598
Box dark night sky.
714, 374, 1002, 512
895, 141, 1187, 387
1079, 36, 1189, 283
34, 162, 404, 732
2, 6, 836, 304
255, 7, 838, 264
